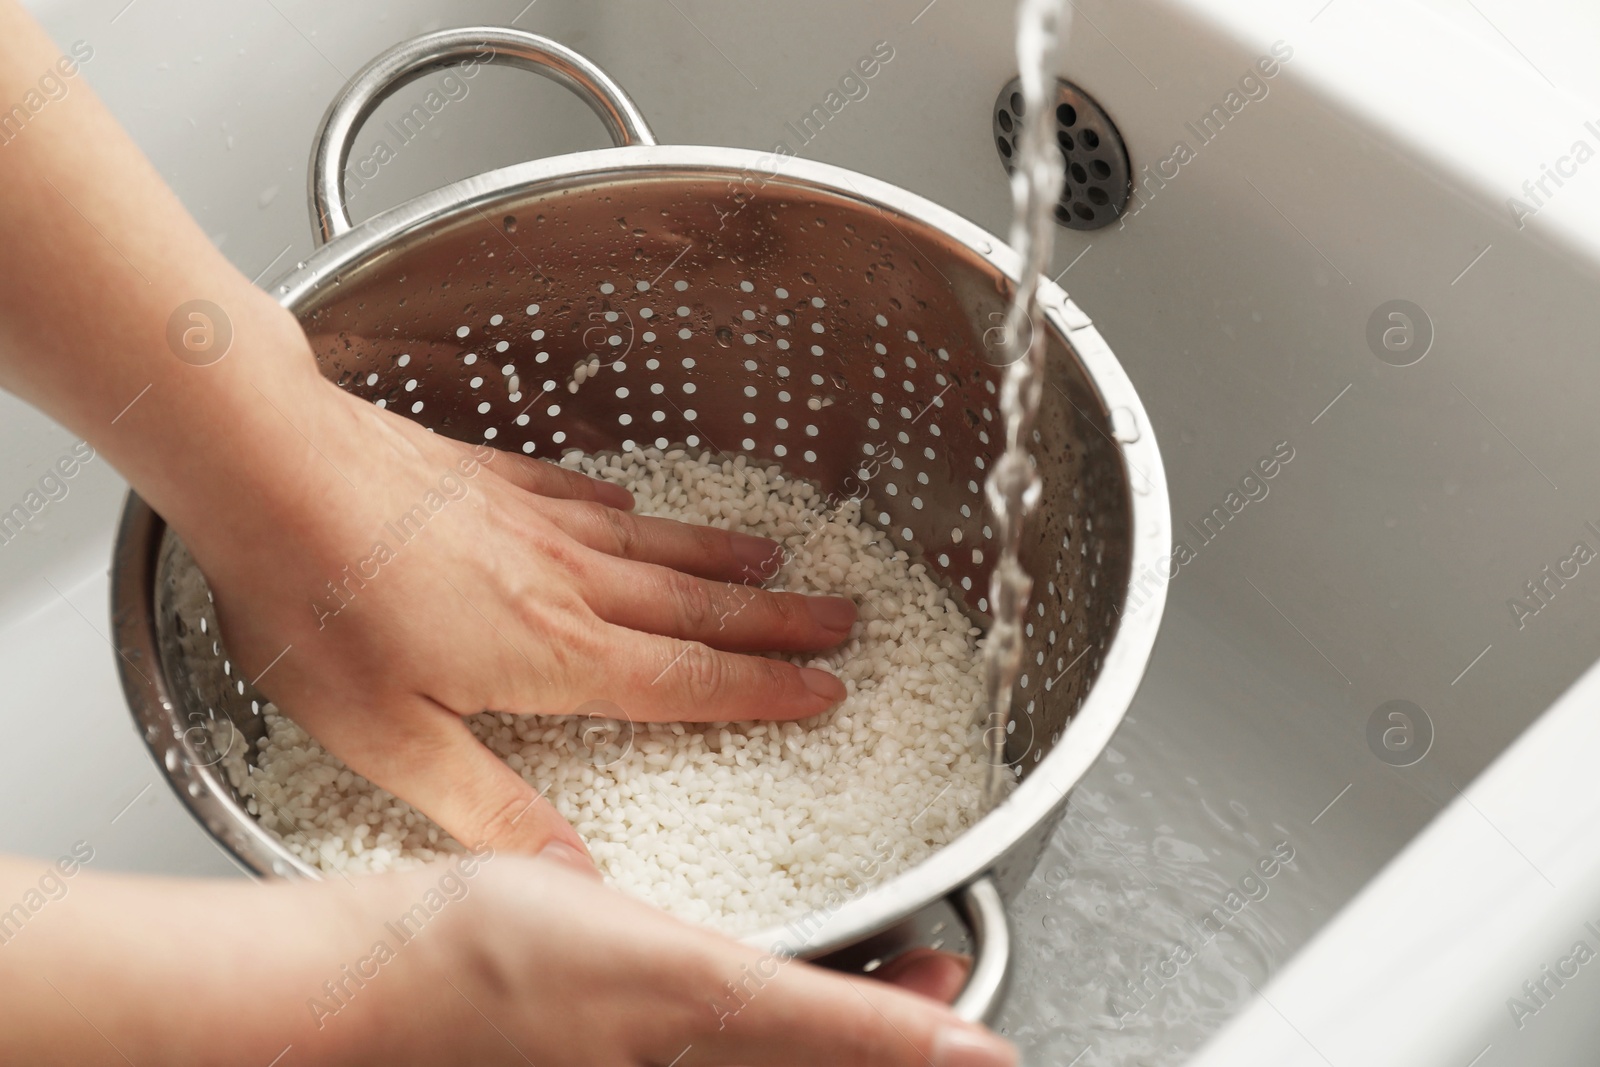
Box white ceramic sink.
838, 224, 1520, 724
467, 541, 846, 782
8, 0, 1600, 1062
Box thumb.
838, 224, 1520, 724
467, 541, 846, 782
326, 695, 594, 866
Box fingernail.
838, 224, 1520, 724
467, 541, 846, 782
538, 841, 602, 880
933, 1025, 1018, 1067
806, 596, 857, 633
799, 668, 846, 704
730, 533, 782, 579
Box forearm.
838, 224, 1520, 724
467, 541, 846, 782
0, 856, 455, 1066
0, 3, 337, 551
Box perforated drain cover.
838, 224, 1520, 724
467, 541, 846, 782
992, 77, 1131, 231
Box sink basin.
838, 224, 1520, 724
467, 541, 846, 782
8, 0, 1600, 1062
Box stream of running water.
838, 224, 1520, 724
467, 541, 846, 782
982, 0, 1072, 800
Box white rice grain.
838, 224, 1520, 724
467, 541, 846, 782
218, 447, 991, 933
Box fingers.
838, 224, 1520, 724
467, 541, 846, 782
541, 498, 785, 583
597, 628, 846, 722
684, 960, 1016, 1067
333, 695, 593, 864
873, 949, 973, 1004
582, 556, 856, 653
472, 446, 636, 511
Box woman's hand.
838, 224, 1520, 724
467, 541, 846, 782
180, 335, 857, 860
0, 852, 1016, 1067
0, 2, 856, 863
0, 12, 1016, 1065
390, 853, 1016, 1067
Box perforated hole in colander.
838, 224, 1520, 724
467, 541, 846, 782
153, 170, 1133, 815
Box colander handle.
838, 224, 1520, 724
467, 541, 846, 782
309, 26, 656, 243
950, 875, 1012, 1024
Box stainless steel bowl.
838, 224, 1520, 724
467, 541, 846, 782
110, 27, 1170, 1023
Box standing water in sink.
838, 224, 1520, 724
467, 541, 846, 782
982, 0, 1072, 799
980, 7, 1330, 1064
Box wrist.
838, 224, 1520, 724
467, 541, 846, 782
298, 858, 503, 1066
102, 291, 347, 553
158, 868, 474, 1067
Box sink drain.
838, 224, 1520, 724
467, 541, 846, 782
992, 77, 1130, 231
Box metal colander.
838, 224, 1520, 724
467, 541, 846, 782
111, 28, 1169, 1022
